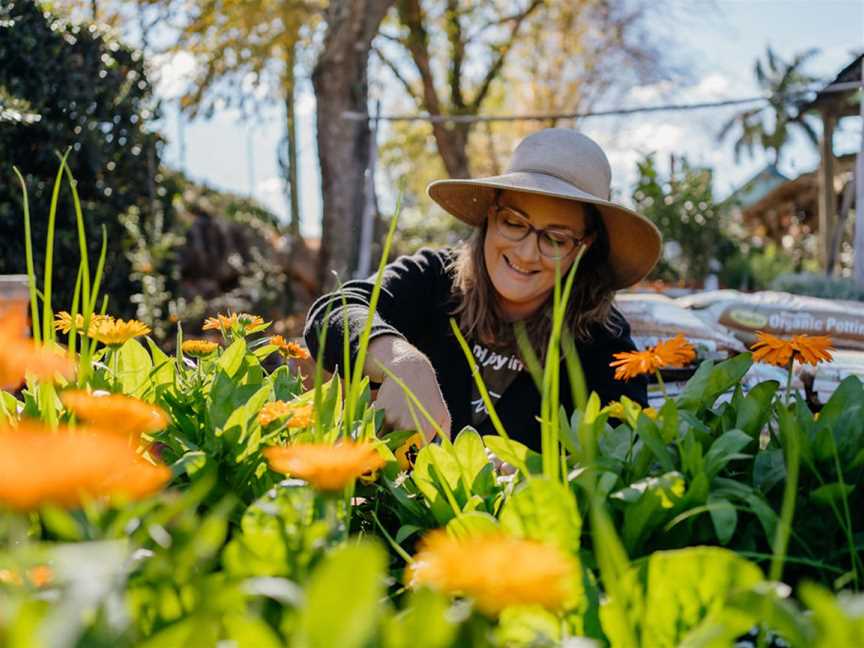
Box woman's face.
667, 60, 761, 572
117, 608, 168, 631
483, 190, 592, 321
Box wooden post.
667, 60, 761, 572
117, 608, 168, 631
854, 60, 864, 285
355, 101, 380, 279
819, 111, 836, 271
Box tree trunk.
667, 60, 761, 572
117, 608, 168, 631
313, 0, 394, 290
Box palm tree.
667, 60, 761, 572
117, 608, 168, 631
718, 46, 822, 165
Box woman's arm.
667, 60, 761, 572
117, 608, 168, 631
303, 248, 455, 440
303, 247, 454, 374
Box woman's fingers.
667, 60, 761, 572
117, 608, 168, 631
374, 372, 451, 442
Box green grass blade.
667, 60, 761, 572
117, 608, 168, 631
12, 167, 41, 343
42, 149, 72, 342
59, 154, 91, 314
348, 194, 402, 418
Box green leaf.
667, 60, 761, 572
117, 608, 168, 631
707, 497, 737, 545
799, 581, 864, 646
499, 477, 581, 552
412, 444, 463, 524
453, 427, 493, 495
218, 338, 247, 377
677, 354, 753, 411
640, 547, 764, 647
222, 614, 283, 648
383, 587, 458, 648
734, 380, 779, 437
117, 338, 152, 395
753, 449, 785, 494
494, 606, 561, 646
612, 472, 686, 553
223, 482, 330, 580
810, 482, 855, 507
293, 540, 387, 648
635, 415, 675, 474
395, 524, 422, 544
447, 511, 499, 539
704, 429, 752, 479
483, 436, 543, 474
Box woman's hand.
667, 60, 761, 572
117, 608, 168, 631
365, 336, 451, 442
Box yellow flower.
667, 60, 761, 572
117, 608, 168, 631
53, 311, 109, 334
181, 339, 219, 357
264, 441, 385, 492
202, 312, 267, 336
406, 531, 578, 616
258, 401, 314, 428
0, 421, 170, 510
60, 390, 169, 437
395, 433, 425, 471
87, 317, 151, 346
269, 335, 311, 360
0, 311, 75, 390
602, 399, 658, 426
751, 331, 834, 367
610, 333, 696, 381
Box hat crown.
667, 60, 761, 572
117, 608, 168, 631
506, 128, 612, 201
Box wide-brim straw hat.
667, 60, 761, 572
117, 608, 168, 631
427, 128, 662, 290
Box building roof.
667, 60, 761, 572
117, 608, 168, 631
799, 52, 863, 117
724, 163, 790, 209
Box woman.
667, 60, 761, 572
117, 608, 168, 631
304, 128, 661, 450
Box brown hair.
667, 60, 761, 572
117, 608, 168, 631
448, 200, 619, 360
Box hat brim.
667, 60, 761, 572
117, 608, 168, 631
427, 171, 662, 290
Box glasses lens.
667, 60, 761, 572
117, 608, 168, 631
538, 231, 576, 259
496, 208, 531, 241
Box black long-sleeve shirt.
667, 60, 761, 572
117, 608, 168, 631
303, 247, 647, 451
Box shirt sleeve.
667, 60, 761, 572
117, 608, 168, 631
303, 247, 454, 373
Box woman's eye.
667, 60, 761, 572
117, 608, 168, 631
503, 216, 528, 229
543, 231, 570, 245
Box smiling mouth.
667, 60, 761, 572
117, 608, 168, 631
504, 254, 538, 276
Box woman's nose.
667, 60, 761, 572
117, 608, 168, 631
514, 231, 540, 261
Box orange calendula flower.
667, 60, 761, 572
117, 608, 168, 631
610, 349, 665, 381
0, 422, 170, 510
0, 311, 75, 390
269, 335, 311, 360
181, 339, 219, 357
202, 312, 267, 335
53, 311, 109, 334
258, 401, 315, 428
264, 441, 385, 492
86, 317, 151, 346
653, 333, 696, 366
751, 331, 834, 367
610, 333, 696, 381
395, 433, 425, 472
406, 531, 578, 616
60, 390, 169, 436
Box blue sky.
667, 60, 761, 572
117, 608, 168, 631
153, 0, 864, 237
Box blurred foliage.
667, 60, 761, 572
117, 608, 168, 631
632, 153, 735, 284
719, 241, 798, 291
0, 0, 170, 317
770, 272, 864, 302
717, 46, 821, 165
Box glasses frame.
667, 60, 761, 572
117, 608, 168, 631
490, 201, 588, 260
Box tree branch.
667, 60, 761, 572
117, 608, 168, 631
396, 0, 442, 115
468, 0, 545, 112
371, 44, 418, 102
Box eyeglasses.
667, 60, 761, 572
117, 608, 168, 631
491, 203, 588, 259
